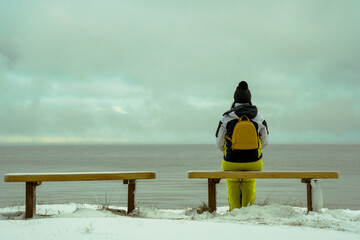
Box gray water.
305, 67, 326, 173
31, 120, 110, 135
0, 144, 359, 210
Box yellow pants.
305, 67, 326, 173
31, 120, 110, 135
222, 159, 263, 211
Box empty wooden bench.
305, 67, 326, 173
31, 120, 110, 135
188, 171, 339, 213
4, 171, 156, 219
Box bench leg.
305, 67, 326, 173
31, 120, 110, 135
208, 178, 220, 213
124, 180, 136, 214
25, 181, 41, 219
301, 179, 313, 212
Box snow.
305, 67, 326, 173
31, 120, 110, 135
0, 203, 359, 240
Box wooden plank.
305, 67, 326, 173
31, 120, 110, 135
4, 172, 156, 182
302, 179, 313, 212
127, 180, 136, 214
25, 182, 36, 219
188, 171, 339, 179
208, 178, 220, 213
25, 182, 41, 219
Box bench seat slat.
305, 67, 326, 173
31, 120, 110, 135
4, 171, 156, 182
188, 171, 339, 179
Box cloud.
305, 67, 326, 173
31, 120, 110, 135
111, 106, 127, 115
0, 0, 360, 143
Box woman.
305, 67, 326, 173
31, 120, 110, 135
215, 81, 269, 211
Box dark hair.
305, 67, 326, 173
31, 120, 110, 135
232, 81, 252, 107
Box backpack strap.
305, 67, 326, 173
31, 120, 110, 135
239, 115, 250, 121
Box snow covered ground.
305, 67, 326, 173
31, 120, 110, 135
0, 203, 359, 240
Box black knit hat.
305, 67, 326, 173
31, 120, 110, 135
233, 81, 252, 104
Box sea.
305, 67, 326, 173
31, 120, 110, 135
0, 144, 359, 210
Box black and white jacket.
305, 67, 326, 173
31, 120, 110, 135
215, 103, 269, 152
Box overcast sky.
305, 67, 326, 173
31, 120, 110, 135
1, 0, 359, 144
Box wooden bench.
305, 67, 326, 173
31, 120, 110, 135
4, 171, 156, 219
188, 171, 339, 213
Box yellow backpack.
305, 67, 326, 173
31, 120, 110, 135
226, 115, 259, 150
